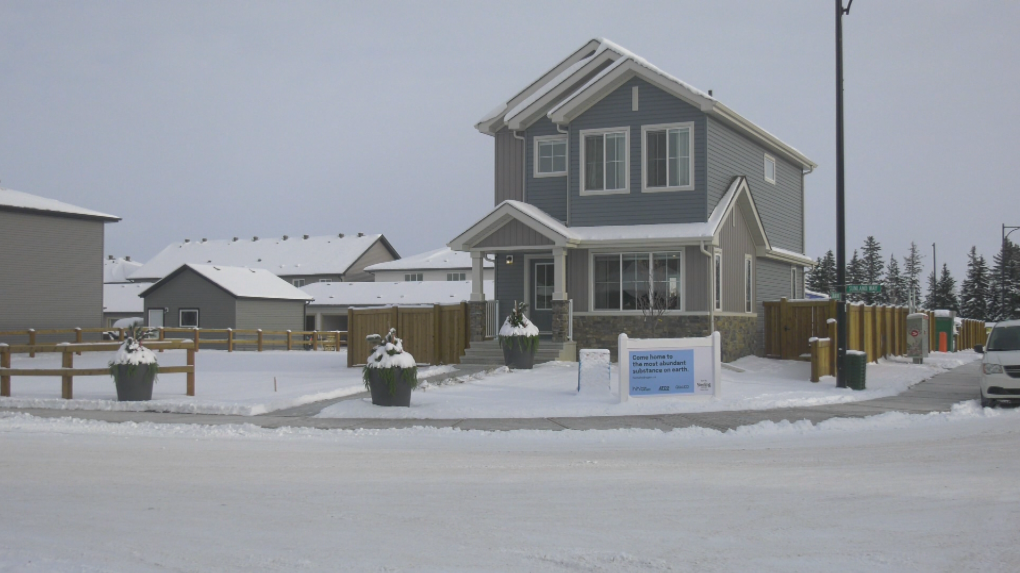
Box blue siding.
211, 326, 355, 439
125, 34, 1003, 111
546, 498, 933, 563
525, 117, 568, 221
567, 77, 709, 227
707, 117, 804, 252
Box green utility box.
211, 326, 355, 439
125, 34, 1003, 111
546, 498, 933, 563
844, 351, 867, 391
933, 310, 956, 352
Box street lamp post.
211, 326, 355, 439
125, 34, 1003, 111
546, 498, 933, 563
835, 0, 853, 388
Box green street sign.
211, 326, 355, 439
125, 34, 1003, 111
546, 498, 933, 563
846, 284, 882, 294
829, 292, 843, 301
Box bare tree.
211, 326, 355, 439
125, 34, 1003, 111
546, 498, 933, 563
637, 281, 678, 338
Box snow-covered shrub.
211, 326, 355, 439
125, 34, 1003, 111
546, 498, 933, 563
108, 326, 159, 383
363, 328, 418, 395
498, 302, 540, 353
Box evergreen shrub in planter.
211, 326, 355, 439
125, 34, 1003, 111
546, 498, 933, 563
363, 328, 418, 407
498, 302, 540, 369
108, 326, 159, 401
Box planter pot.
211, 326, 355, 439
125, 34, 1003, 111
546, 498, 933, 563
502, 339, 536, 369
366, 367, 414, 407
112, 364, 156, 401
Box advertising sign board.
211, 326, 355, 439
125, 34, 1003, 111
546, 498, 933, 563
618, 332, 721, 402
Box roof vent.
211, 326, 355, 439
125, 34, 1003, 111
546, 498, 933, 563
107, 255, 114, 260
708, 89, 713, 97
233, 237, 238, 242
338, 233, 344, 238
201, 238, 207, 243
125, 256, 131, 261
303, 234, 309, 240
257, 258, 262, 262
282, 235, 288, 240
357, 232, 364, 237
252, 236, 258, 241
184, 238, 190, 243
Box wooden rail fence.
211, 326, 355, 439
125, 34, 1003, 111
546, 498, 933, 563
0, 339, 197, 399
346, 303, 470, 367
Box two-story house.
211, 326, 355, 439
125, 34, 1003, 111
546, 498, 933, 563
449, 38, 816, 361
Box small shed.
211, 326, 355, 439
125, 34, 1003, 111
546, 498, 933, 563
139, 264, 312, 331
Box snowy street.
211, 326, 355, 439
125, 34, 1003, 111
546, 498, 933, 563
1, 403, 1018, 572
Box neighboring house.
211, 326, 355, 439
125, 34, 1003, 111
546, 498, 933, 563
365, 247, 494, 282
0, 187, 119, 334
104, 255, 143, 283
302, 280, 494, 331
103, 282, 147, 327
449, 38, 816, 361
129, 233, 399, 285
139, 264, 312, 332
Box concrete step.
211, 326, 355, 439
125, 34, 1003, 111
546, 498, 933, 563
460, 339, 576, 365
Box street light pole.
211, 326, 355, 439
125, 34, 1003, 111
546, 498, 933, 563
835, 0, 853, 389
932, 242, 937, 308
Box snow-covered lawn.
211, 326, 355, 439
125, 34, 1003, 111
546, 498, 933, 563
317, 351, 981, 419
0, 404, 1018, 571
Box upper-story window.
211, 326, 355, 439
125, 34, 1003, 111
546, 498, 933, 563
642, 122, 693, 192
447, 272, 466, 281
580, 127, 629, 194
405, 273, 423, 282
292, 279, 305, 287
764, 154, 776, 184
534, 135, 567, 177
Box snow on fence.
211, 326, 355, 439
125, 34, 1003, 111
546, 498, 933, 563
346, 303, 470, 367
0, 339, 197, 399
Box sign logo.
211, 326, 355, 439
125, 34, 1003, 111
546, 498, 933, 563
910, 329, 919, 337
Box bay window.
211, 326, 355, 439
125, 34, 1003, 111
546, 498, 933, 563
642, 122, 693, 191
581, 128, 629, 193
593, 252, 682, 311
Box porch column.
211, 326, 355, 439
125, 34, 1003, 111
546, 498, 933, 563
470, 251, 485, 302
551, 247, 570, 344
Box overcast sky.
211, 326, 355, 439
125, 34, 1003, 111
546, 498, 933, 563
2, 1, 1018, 282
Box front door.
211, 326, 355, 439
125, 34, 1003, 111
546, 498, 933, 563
147, 308, 164, 328
530, 259, 554, 333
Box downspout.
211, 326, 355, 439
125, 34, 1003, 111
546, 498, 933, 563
557, 123, 570, 226
700, 240, 715, 334
513, 131, 526, 203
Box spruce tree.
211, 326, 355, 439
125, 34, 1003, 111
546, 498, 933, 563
924, 267, 938, 310
807, 256, 825, 293
903, 242, 924, 310
807, 250, 837, 295
934, 264, 959, 311
847, 250, 864, 303
960, 246, 990, 321
860, 236, 884, 304
990, 239, 1020, 320
884, 254, 905, 306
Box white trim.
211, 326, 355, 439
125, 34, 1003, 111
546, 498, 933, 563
532, 134, 568, 178
587, 249, 684, 312
764, 153, 777, 185
578, 126, 630, 196
533, 262, 554, 310
714, 252, 723, 312
179, 308, 199, 328
744, 254, 754, 314
640, 122, 695, 193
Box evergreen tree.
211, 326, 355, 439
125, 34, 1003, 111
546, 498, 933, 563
884, 254, 906, 306
807, 250, 837, 295
860, 236, 884, 304
822, 250, 838, 294
934, 264, 959, 311
960, 246, 990, 320
924, 267, 938, 310
989, 239, 1020, 321
903, 242, 924, 310
807, 256, 825, 293
847, 250, 864, 303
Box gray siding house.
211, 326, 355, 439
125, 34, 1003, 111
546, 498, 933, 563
140, 264, 312, 332
0, 187, 119, 334
450, 39, 816, 361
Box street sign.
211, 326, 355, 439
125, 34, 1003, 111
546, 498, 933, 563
846, 284, 882, 294
829, 292, 843, 301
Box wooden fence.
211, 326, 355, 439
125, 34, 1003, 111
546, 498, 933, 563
0, 327, 346, 355
1, 339, 197, 399
346, 303, 470, 367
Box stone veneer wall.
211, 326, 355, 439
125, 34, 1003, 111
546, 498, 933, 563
468, 301, 486, 342
572, 314, 757, 363
551, 300, 569, 342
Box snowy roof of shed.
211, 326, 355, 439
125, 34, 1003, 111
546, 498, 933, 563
140, 264, 313, 301
475, 38, 815, 170
104, 257, 144, 283
129, 233, 397, 282
365, 247, 492, 273
103, 283, 147, 314
303, 280, 494, 307
0, 187, 120, 221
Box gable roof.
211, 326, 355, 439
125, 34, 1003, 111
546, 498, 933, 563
140, 264, 314, 301
303, 280, 494, 307
476, 38, 815, 171
364, 247, 493, 273
104, 257, 144, 283
448, 177, 813, 265
129, 233, 398, 282
0, 187, 120, 222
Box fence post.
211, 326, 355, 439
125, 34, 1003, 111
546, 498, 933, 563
28, 329, 36, 358
257, 329, 264, 352
827, 318, 837, 377
312, 331, 318, 352
347, 308, 355, 368
187, 347, 195, 396
61, 348, 73, 399
193, 328, 200, 352
1, 345, 10, 397
335, 331, 341, 352
286, 330, 292, 351
227, 328, 234, 352
75, 327, 83, 355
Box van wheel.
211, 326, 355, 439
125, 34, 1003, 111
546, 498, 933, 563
981, 396, 997, 408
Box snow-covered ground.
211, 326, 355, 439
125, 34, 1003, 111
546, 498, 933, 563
317, 351, 980, 419
0, 350, 445, 416
0, 349, 979, 418
0, 403, 1018, 571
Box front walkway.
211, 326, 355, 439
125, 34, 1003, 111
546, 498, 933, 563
0, 362, 986, 432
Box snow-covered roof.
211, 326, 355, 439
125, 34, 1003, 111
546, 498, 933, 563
304, 280, 494, 307
129, 233, 396, 282
476, 38, 815, 170
0, 187, 120, 221
103, 283, 147, 314
104, 257, 144, 283
365, 247, 493, 273
140, 264, 313, 301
